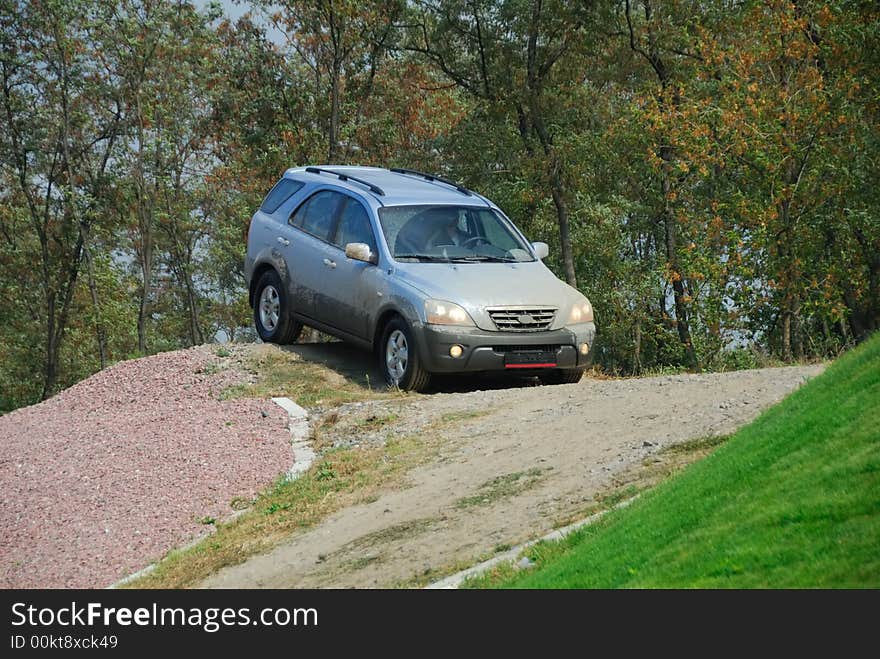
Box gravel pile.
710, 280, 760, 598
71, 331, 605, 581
0, 346, 291, 588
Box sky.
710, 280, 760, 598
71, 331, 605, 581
194, 0, 286, 44
196, 0, 251, 22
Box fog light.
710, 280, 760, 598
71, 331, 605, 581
579, 342, 590, 356
449, 345, 464, 358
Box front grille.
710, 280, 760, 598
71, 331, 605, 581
487, 307, 557, 332
492, 345, 559, 353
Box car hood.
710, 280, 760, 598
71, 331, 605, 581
392, 260, 586, 331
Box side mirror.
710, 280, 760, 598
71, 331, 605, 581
532, 242, 549, 260
345, 242, 377, 264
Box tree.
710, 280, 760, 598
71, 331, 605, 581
698, 0, 879, 359
262, 0, 405, 163
620, 0, 710, 368
405, 0, 596, 287
0, 0, 124, 397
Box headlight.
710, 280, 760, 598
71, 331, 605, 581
567, 298, 594, 325
425, 299, 475, 326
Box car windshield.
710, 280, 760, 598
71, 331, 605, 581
378, 205, 535, 263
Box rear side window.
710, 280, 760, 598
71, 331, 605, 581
333, 199, 377, 252
260, 178, 304, 213
290, 190, 344, 241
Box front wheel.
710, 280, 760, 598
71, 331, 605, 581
538, 368, 585, 385
253, 270, 303, 344
380, 317, 431, 392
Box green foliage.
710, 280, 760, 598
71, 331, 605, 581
1, 0, 878, 411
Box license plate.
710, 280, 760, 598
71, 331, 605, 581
504, 351, 558, 369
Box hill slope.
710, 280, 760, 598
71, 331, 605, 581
477, 334, 880, 588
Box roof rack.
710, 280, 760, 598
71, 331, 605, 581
305, 167, 385, 196
389, 168, 472, 196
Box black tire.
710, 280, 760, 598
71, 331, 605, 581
379, 316, 431, 392
253, 270, 303, 344
538, 368, 585, 385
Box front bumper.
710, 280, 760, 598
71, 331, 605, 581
416, 322, 596, 373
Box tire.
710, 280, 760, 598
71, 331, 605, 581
253, 270, 303, 344
380, 316, 431, 392
538, 368, 585, 385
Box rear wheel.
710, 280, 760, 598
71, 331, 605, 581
538, 368, 584, 385
380, 317, 431, 392
253, 270, 303, 344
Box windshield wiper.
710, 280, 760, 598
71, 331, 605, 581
394, 254, 450, 262
449, 255, 518, 263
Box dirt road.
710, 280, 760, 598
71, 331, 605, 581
201, 356, 822, 588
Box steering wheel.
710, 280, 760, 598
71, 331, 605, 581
461, 235, 490, 248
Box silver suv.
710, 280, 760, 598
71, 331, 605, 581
245, 166, 596, 391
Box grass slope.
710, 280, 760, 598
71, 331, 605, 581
480, 334, 880, 588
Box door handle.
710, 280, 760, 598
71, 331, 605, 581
277, 236, 290, 246
323, 258, 336, 269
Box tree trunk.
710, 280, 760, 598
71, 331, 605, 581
137, 246, 151, 354
83, 245, 107, 369
184, 268, 204, 345
660, 146, 698, 369
781, 307, 792, 362
548, 166, 577, 287
625, 1, 697, 368
853, 227, 880, 334
133, 89, 157, 356
42, 293, 57, 400
633, 319, 642, 374
40, 231, 83, 399
777, 154, 798, 361
49, 26, 93, 390
328, 59, 341, 163
525, 1, 577, 288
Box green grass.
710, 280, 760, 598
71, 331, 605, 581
472, 333, 880, 588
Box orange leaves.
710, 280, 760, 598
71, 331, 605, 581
816, 5, 834, 28
518, 190, 532, 206
281, 130, 298, 148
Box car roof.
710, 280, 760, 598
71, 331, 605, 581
283, 166, 494, 208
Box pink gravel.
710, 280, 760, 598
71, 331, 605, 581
0, 346, 293, 588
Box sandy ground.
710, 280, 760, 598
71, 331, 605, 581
0, 346, 291, 588
200, 358, 823, 588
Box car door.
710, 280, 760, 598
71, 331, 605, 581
318, 195, 382, 340
284, 189, 345, 322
